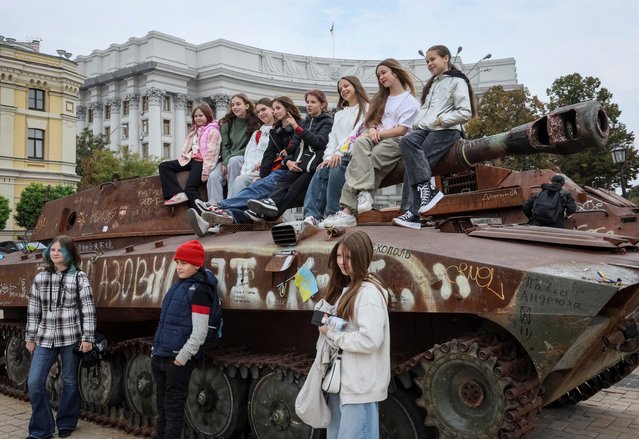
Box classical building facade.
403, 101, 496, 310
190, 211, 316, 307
0, 39, 84, 240
76, 31, 519, 215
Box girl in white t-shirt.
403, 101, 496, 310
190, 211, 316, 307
323, 59, 419, 228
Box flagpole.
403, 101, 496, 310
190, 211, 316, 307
330, 22, 335, 58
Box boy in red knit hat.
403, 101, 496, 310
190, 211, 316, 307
151, 240, 218, 439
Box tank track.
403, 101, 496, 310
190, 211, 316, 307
549, 353, 639, 408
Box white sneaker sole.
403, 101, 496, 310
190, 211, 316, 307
202, 210, 234, 225
419, 191, 444, 214
392, 218, 422, 230
186, 209, 210, 237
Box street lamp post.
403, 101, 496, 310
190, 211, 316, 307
466, 53, 492, 78
611, 145, 627, 198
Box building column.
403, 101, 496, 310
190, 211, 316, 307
126, 94, 140, 154
89, 102, 103, 136
76, 106, 87, 134
144, 87, 165, 158
107, 97, 121, 148
212, 94, 230, 120
174, 93, 188, 157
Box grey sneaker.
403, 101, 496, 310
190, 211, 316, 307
303, 216, 319, 226
202, 208, 234, 225
357, 191, 374, 214
195, 198, 217, 212
322, 211, 357, 228
392, 211, 422, 230
186, 208, 210, 237
418, 183, 444, 214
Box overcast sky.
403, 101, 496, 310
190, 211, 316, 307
2, 0, 637, 149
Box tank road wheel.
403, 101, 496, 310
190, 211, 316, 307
79, 353, 125, 406
248, 371, 317, 439
414, 338, 537, 439
185, 360, 247, 438
5, 334, 30, 386
124, 354, 157, 417
379, 388, 434, 439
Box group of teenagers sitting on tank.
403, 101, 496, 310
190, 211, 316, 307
159, 45, 477, 233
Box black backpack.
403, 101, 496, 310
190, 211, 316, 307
532, 190, 563, 225
188, 283, 223, 341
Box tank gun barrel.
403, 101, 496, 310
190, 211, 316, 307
433, 100, 609, 175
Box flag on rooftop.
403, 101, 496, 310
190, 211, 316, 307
330, 23, 334, 36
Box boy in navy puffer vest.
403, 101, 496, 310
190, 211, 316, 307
151, 240, 217, 439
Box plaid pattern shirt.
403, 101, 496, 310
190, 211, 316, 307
25, 269, 97, 348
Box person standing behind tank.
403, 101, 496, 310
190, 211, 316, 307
228, 98, 275, 197
151, 240, 217, 439
159, 103, 221, 209
25, 235, 96, 439
319, 230, 390, 439
302, 76, 370, 226
207, 94, 261, 203
393, 45, 476, 230
523, 174, 577, 228
322, 58, 420, 228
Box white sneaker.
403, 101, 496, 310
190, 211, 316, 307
303, 216, 319, 226
164, 192, 188, 206
186, 208, 211, 237
357, 191, 374, 214
392, 211, 422, 230
195, 198, 217, 212
323, 211, 357, 228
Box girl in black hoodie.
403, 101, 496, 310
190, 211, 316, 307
247, 90, 333, 220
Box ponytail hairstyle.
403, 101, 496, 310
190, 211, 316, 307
43, 235, 81, 273
219, 93, 262, 136
324, 231, 386, 321
336, 76, 370, 129
420, 45, 478, 117
304, 89, 329, 113
271, 96, 302, 128
365, 58, 416, 129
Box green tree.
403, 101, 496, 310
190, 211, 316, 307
15, 183, 76, 230
79, 145, 159, 190
0, 195, 10, 231
76, 128, 108, 176
547, 73, 637, 190
466, 85, 549, 170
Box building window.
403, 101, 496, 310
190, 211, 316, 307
104, 105, 111, 120
122, 100, 129, 116
88, 109, 94, 123
186, 123, 192, 133
28, 128, 45, 159
122, 123, 129, 140
142, 143, 149, 158
163, 119, 171, 136
142, 119, 149, 135
163, 143, 171, 159
104, 126, 110, 137
28, 88, 45, 111
163, 96, 171, 112
142, 96, 149, 112
186, 100, 193, 113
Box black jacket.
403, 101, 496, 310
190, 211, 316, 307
282, 112, 333, 173
259, 120, 300, 179
523, 183, 577, 228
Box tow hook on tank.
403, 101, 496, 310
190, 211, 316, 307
603, 315, 639, 353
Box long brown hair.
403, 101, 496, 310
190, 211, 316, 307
219, 93, 261, 136
336, 76, 370, 129
43, 235, 81, 272
304, 89, 329, 113
271, 96, 302, 128
364, 58, 416, 129
324, 231, 386, 321
419, 45, 477, 117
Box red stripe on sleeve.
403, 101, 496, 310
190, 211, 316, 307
192, 304, 210, 315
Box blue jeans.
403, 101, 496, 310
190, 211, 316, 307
28, 344, 80, 438
399, 129, 461, 214
303, 158, 349, 220
327, 394, 379, 439
218, 170, 283, 223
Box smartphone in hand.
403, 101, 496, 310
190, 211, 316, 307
311, 310, 327, 326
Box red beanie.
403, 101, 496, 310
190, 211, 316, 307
174, 240, 205, 267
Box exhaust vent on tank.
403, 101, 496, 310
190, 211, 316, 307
271, 221, 318, 246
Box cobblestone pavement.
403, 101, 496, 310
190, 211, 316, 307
2, 369, 639, 438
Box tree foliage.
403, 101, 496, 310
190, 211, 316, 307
546, 73, 637, 190
15, 184, 76, 230
0, 196, 10, 231
79, 145, 159, 190
465, 86, 550, 170
76, 128, 109, 176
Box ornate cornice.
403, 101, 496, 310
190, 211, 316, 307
106, 97, 121, 112
143, 87, 165, 104
211, 93, 229, 107
175, 93, 188, 110
88, 102, 103, 115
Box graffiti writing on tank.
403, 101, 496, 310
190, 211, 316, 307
442, 262, 504, 300
373, 243, 411, 259
79, 240, 114, 253
138, 188, 163, 207
576, 200, 604, 212
481, 188, 518, 202
35, 215, 48, 230
229, 258, 258, 305
76, 211, 87, 228
519, 306, 533, 341
520, 277, 582, 310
